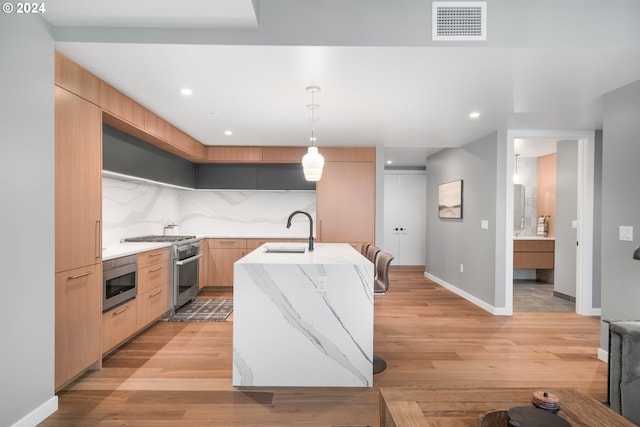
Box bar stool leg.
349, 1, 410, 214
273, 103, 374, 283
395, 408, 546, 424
373, 355, 386, 374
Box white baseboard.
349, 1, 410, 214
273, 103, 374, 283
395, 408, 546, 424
598, 347, 609, 363
584, 308, 602, 316
11, 396, 58, 427
424, 272, 510, 315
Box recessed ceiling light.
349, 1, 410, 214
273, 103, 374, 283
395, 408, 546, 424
387, 160, 393, 164
469, 111, 480, 119
180, 88, 193, 96
224, 130, 233, 136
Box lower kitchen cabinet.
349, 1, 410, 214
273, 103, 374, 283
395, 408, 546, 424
137, 247, 170, 329
102, 247, 170, 355
55, 264, 101, 389
207, 239, 247, 286
137, 286, 169, 329
102, 299, 137, 354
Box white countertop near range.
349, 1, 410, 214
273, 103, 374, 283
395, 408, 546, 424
102, 242, 172, 261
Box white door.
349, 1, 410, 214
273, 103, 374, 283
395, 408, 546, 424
384, 171, 426, 265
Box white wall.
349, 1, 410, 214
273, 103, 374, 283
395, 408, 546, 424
0, 15, 58, 427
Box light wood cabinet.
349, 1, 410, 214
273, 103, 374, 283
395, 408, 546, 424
261, 147, 308, 163
136, 248, 170, 329
55, 84, 103, 390
55, 86, 102, 273
102, 299, 137, 354
144, 110, 172, 140
55, 52, 100, 105
99, 81, 145, 128
316, 160, 375, 247
55, 264, 101, 389
199, 242, 207, 289
206, 146, 263, 163
136, 286, 168, 330
207, 239, 247, 287
513, 239, 555, 269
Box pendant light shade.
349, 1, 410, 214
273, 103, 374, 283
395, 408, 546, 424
302, 146, 324, 181
302, 85, 324, 181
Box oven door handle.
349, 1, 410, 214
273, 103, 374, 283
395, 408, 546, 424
175, 253, 202, 266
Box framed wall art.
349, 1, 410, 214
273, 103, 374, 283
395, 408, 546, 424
438, 180, 463, 219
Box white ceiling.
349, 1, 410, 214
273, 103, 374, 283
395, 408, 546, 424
44, 1, 640, 167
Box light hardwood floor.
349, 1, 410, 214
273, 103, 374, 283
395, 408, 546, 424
40, 267, 608, 426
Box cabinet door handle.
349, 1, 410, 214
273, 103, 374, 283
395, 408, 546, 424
149, 290, 162, 297
149, 267, 163, 273
95, 220, 101, 261
220, 241, 237, 245
68, 271, 93, 280
148, 253, 162, 257
112, 305, 130, 316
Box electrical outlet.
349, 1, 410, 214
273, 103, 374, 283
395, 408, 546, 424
481, 220, 489, 230
318, 276, 328, 293
460, 264, 464, 273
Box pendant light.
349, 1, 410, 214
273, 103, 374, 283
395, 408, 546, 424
513, 153, 520, 183
302, 85, 324, 181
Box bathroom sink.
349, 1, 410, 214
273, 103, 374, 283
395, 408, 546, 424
264, 247, 306, 254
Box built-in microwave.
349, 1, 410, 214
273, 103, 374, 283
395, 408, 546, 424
103, 254, 137, 312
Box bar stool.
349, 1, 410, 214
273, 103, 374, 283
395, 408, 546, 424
373, 251, 394, 374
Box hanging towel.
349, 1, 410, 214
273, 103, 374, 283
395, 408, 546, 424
536, 216, 546, 236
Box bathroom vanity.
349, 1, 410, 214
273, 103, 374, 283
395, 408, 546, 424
513, 237, 555, 282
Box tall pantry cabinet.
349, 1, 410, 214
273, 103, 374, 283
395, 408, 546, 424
54, 85, 103, 390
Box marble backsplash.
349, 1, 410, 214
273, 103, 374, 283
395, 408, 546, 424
102, 177, 316, 246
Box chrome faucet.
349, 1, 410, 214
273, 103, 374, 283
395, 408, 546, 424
286, 210, 314, 252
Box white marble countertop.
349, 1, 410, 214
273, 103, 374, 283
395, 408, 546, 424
101, 235, 310, 261
237, 242, 370, 265
233, 241, 374, 387
513, 236, 555, 240
102, 242, 172, 261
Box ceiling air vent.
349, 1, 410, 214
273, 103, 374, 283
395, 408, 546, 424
432, 1, 487, 41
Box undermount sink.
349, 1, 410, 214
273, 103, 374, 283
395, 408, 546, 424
264, 247, 306, 254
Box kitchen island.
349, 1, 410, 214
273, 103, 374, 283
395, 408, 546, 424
233, 242, 374, 387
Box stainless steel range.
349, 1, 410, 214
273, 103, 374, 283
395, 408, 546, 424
125, 235, 201, 312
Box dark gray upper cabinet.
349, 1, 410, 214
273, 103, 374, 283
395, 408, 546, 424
196, 164, 314, 190
103, 125, 197, 188
103, 125, 315, 191
257, 164, 315, 190
196, 164, 258, 190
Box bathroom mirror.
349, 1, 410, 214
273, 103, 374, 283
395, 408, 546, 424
514, 184, 525, 230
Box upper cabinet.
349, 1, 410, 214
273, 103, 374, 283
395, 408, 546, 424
55, 86, 103, 273
55, 52, 100, 105
316, 148, 376, 247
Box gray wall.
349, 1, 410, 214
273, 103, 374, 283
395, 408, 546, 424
600, 80, 640, 349
592, 131, 603, 309
426, 132, 498, 306
0, 15, 56, 427
554, 140, 579, 298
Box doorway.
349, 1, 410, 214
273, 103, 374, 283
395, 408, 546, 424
503, 130, 597, 316
512, 138, 578, 313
